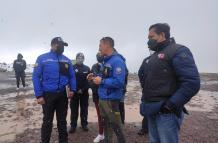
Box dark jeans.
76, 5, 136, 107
147, 112, 184, 143
15, 72, 25, 88
41, 91, 68, 143
70, 91, 89, 128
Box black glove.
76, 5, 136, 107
160, 100, 181, 117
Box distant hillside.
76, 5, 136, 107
0, 60, 75, 73
0, 63, 33, 73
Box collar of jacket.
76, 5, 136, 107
75, 63, 84, 67
104, 51, 117, 62
50, 50, 61, 56
156, 38, 176, 52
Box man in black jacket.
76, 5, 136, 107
69, 52, 91, 133
13, 53, 26, 90
140, 23, 200, 143
138, 57, 150, 135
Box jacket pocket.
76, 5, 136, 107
109, 100, 120, 112
59, 62, 69, 76
142, 101, 164, 116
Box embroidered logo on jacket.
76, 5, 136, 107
158, 53, 165, 59
115, 67, 122, 74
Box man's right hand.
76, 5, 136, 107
68, 91, 74, 98
37, 97, 45, 105
87, 73, 94, 81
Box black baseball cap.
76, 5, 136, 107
51, 37, 68, 46
76, 52, 84, 59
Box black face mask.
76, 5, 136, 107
96, 54, 104, 63
56, 45, 64, 55
147, 39, 159, 51
17, 57, 22, 60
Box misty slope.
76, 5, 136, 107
0, 63, 33, 73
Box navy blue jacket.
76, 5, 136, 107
140, 43, 200, 115
73, 63, 90, 92
169, 47, 200, 108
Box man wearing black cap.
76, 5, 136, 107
32, 37, 76, 143
13, 53, 26, 90
69, 52, 91, 133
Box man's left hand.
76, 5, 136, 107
160, 100, 180, 117
93, 76, 102, 85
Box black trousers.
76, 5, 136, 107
119, 102, 125, 124
70, 91, 89, 128
15, 72, 25, 88
41, 92, 68, 143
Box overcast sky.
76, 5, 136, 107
0, 0, 217, 73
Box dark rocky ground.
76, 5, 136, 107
0, 72, 218, 143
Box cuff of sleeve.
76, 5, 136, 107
167, 99, 178, 110
70, 87, 76, 92
36, 95, 43, 99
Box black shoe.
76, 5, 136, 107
137, 129, 148, 136
69, 127, 76, 134
82, 126, 89, 132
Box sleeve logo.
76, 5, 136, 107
115, 67, 122, 74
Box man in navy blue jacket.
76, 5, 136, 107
140, 23, 200, 143
32, 37, 76, 143
87, 37, 126, 143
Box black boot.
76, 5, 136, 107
81, 126, 89, 132
137, 129, 148, 136
69, 127, 76, 134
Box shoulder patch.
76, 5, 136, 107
65, 63, 69, 69
115, 67, 122, 74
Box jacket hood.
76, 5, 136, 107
17, 53, 23, 59
104, 51, 126, 62
116, 53, 126, 62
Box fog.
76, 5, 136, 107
0, 0, 217, 73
